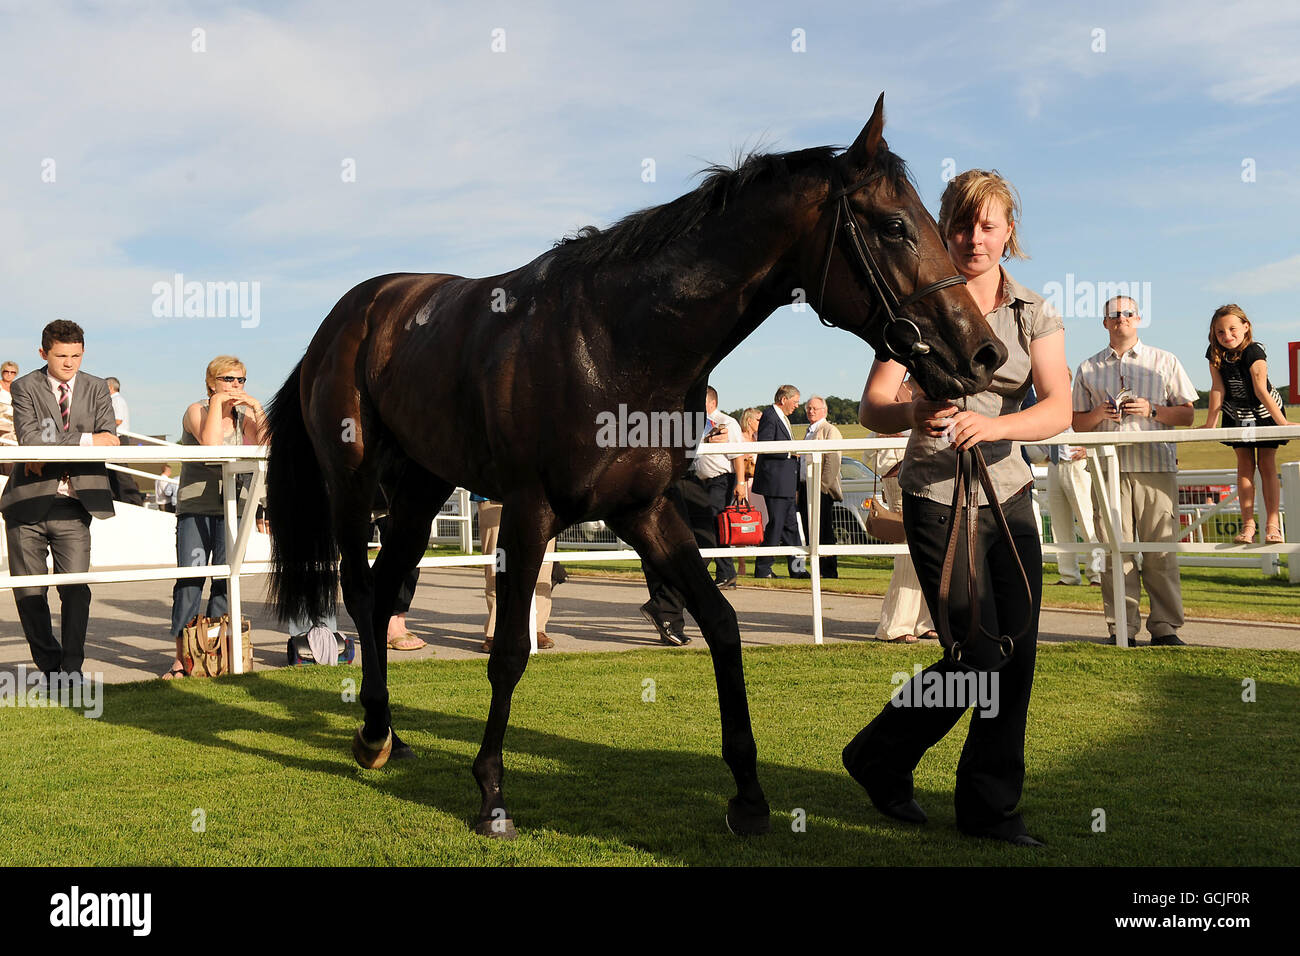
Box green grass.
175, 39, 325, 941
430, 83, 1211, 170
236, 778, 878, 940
2, 643, 1296, 865
560, 559, 1300, 624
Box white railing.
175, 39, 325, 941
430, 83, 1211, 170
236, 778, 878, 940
2, 427, 1298, 663
0, 444, 266, 673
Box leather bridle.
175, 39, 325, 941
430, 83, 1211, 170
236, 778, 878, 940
936, 446, 1035, 672
814, 169, 968, 363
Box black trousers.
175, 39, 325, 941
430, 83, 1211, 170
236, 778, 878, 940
697, 472, 735, 581
843, 486, 1042, 838
644, 477, 714, 627
754, 493, 801, 577
797, 482, 839, 578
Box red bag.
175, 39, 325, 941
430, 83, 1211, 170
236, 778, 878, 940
717, 505, 764, 546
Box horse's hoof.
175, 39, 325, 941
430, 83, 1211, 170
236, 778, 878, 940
351, 726, 392, 769
474, 815, 519, 840
725, 797, 772, 837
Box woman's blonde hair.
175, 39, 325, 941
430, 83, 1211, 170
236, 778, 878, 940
741, 407, 762, 433
1207, 304, 1253, 370
205, 355, 246, 396
937, 169, 1026, 260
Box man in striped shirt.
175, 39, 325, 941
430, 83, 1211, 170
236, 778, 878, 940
1073, 295, 1198, 646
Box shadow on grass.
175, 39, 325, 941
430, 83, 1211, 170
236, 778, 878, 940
78, 643, 1300, 865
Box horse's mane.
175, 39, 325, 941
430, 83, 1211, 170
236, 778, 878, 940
551, 144, 912, 268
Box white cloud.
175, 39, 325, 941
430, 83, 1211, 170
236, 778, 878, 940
1212, 253, 1300, 295
2, 0, 1298, 429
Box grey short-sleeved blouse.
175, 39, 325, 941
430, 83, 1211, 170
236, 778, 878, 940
900, 269, 1064, 506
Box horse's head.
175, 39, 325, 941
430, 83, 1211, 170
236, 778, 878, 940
809, 94, 1005, 399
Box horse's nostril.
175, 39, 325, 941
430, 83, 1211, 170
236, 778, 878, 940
973, 340, 1006, 375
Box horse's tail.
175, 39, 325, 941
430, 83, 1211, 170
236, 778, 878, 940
266, 360, 338, 626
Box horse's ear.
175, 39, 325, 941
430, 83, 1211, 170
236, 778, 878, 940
844, 93, 887, 170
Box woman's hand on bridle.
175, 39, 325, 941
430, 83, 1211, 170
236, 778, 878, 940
913, 399, 959, 437
948, 410, 1006, 451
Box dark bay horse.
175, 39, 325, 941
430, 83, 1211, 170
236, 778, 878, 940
266, 94, 1005, 838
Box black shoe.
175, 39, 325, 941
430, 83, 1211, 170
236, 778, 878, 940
1104, 634, 1117, 645
874, 797, 928, 824
715, 576, 737, 590
639, 602, 691, 646
1150, 633, 1187, 647
788, 570, 811, 579
753, 571, 776, 579
660, 624, 691, 646
842, 745, 927, 825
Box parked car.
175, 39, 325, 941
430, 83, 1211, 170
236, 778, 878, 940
832, 456, 881, 545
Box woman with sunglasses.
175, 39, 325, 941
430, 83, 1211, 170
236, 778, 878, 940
161, 356, 264, 678
1, 361, 18, 476
845, 170, 1071, 846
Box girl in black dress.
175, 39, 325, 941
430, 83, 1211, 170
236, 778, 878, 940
1205, 304, 1291, 544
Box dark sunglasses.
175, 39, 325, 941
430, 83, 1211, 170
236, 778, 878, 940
217, 376, 247, 384
1105, 310, 1137, 320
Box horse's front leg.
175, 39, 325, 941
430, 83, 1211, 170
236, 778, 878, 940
610, 492, 771, 835
471, 500, 554, 838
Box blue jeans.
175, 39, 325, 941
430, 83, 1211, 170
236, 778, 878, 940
170, 514, 228, 637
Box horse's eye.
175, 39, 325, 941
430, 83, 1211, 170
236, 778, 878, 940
881, 219, 906, 239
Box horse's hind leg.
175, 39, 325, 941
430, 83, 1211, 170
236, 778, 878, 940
609, 494, 771, 835
324, 465, 393, 768
369, 463, 453, 759
471, 498, 556, 838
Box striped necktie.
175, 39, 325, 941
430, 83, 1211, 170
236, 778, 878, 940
58, 382, 70, 431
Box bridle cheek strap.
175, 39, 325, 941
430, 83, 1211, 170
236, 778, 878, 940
815, 171, 967, 363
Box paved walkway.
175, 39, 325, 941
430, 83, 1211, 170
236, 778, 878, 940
2, 568, 1296, 684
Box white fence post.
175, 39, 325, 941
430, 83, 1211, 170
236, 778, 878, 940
458, 487, 472, 554
807, 453, 824, 646
1284, 462, 1300, 584
222, 459, 265, 675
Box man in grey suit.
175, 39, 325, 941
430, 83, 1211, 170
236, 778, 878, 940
0, 320, 118, 677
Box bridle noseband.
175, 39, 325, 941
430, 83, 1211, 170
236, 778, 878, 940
814, 170, 968, 363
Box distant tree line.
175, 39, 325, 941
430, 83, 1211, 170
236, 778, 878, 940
726, 395, 861, 427
1193, 386, 1291, 408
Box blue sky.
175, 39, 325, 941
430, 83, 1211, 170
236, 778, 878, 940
2, 0, 1297, 437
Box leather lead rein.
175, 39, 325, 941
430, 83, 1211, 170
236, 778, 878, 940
935, 445, 1034, 673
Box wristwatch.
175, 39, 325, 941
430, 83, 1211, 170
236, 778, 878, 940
1149, 405, 1159, 420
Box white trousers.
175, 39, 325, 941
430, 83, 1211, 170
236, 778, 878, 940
1047, 458, 1098, 584
874, 476, 934, 639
